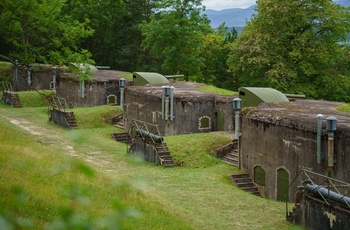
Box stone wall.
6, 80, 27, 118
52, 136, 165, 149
1, 91, 21, 107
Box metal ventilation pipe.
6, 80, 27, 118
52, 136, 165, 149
15, 60, 18, 81
233, 98, 242, 140
169, 86, 175, 121
317, 114, 324, 164
27, 64, 32, 85
326, 116, 337, 177
162, 86, 171, 120
79, 80, 85, 98
119, 78, 125, 108
52, 66, 57, 92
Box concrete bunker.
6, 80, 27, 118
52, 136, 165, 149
123, 81, 236, 136
239, 99, 350, 202
56, 69, 132, 108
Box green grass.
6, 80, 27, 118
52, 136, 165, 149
17, 90, 55, 107
165, 133, 232, 167
121, 73, 133, 79
71, 105, 122, 129
0, 61, 13, 79
197, 85, 237, 95
0, 104, 300, 229
338, 103, 350, 113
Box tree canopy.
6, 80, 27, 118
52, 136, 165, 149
0, 0, 94, 68
140, 0, 212, 80
227, 0, 350, 100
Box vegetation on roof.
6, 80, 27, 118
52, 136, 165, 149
197, 85, 236, 95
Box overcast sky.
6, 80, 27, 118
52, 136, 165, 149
202, 0, 256, 11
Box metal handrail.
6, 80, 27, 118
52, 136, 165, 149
128, 119, 168, 165
286, 167, 350, 218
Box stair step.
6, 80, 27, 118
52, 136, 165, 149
229, 174, 261, 197
111, 132, 131, 144
230, 174, 250, 179
222, 155, 238, 161
221, 159, 238, 167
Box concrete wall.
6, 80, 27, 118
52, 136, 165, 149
56, 78, 132, 108
124, 86, 234, 136
240, 115, 350, 201
12, 65, 53, 91
291, 194, 350, 229
129, 138, 160, 164
49, 109, 70, 129
57, 80, 116, 107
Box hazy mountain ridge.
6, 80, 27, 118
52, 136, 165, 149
204, 0, 350, 29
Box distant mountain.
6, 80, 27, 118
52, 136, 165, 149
204, 1, 350, 29
334, 0, 350, 7
203, 5, 256, 28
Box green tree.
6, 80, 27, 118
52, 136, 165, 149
196, 24, 238, 89
62, 0, 127, 69
140, 0, 212, 80
228, 0, 350, 100
0, 0, 94, 69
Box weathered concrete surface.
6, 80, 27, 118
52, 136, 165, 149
129, 138, 160, 164
240, 99, 350, 201
49, 109, 75, 129
124, 81, 236, 136
56, 70, 132, 108
290, 192, 350, 230
12, 64, 53, 91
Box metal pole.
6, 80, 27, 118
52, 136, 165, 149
120, 88, 124, 108
235, 110, 240, 140
15, 60, 18, 81
170, 86, 175, 121
326, 116, 337, 178
119, 78, 125, 109
27, 65, 31, 86
233, 98, 242, 140
317, 114, 324, 164
52, 66, 57, 92
165, 97, 169, 121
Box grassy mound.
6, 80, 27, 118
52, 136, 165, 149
71, 105, 122, 129
17, 90, 55, 107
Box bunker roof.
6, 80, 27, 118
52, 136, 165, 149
132, 72, 170, 86
125, 81, 235, 103
238, 87, 289, 107
60, 69, 131, 83
243, 99, 350, 133
91, 70, 131, 82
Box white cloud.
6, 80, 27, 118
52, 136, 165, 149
202, 0, 256, 11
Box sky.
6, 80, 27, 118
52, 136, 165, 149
202, 0, 256, 11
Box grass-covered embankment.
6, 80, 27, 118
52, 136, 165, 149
0, 99, 300, 229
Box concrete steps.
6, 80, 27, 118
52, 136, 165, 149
221, 149, 238, 167
155, 143, 175, 167
112, 113, 124, 129
111, 132, 131, 144
230, 174, 261, 197
65, 112, 78, 128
